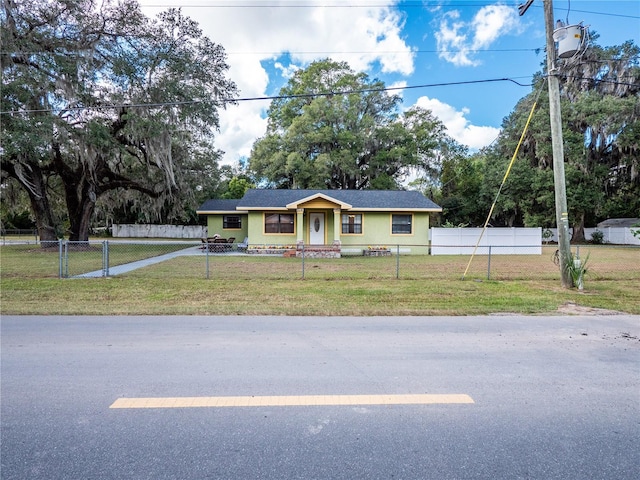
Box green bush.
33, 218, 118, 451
590, 230, 604, 244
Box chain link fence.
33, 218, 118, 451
1, 240, 638, 282
1, 228, 39, 245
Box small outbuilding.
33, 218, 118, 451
596, 218, 639, 228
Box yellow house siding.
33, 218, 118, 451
298, 198, 339, 209
338, 212, 430, 248
207, 214, 248, 239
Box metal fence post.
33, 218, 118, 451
63, 241, 69, 278
58, 240, 63, 278
103, 241, 110, 277
206, 241, 210, 279
301, 243, 305, 279
396, 244, 400, 279
487, 245, 492, 280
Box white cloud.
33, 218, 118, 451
434, 11, 475, 66
137, 1, 415, 165
137, 1, 506, 166
217, 103, 269, 164
414, 96, 499, 150
472, 5, 520, 48
387, 80, 408, 97
435, 4, 521, 67
274, 62, 300, 79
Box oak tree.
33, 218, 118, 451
1, 0, 237, 241
249, 59, 449, 190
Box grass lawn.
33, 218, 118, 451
1, 244, 639, 316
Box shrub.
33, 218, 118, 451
565, 252, 590, 290
590, 229, 604, 244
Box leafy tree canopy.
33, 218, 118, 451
249, 59, 452, 190
1, 0, 237, 240
222, 177, 255, 199
442, 36, 639, 235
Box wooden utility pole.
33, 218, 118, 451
543, 0, 573, 288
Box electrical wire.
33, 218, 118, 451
138, 2, 640, 20
0, 47, 544, 56
460, 81, 545, 280
3, 73, 636, 116
0, 76, 534, 115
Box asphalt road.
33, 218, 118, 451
2, 314, 639, 479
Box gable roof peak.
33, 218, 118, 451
285, 192, 353, 209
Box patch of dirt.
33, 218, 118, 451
557, 302, 624, 316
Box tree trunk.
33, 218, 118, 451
28, 184, 58, 246
52, 141, 98, 242
572, 212, 586, 243
61, 170, 96, 242
67, 196, 96, 242
1, 160, 59, 246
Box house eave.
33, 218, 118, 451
231, 207, 442, 213
356, 207, 443, 212
285, 193, 353, 210
237, 206, 289, 211
196, 209, 249, 215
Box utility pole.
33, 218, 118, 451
519, 0, 572, 287
543, 0, 573, 287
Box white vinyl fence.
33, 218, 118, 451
112, 224, 207, 239
431, 228, 542, 255
543, 227, 640, 245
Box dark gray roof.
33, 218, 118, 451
597, 218, 639, 228
234, 189, 441, 211
197, 199, 242, 212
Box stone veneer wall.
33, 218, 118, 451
247, 244, 341, 258
296, 246, 341, 259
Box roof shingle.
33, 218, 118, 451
198, 189, 441, 212
197, 199, 242, 212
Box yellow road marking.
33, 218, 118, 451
110, 394, 474, 409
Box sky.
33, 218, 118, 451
137, 0, 640, 167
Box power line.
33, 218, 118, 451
225, 47, 544, 55
0, 77, 533, 115
239, 77, 534, 101
3, 75, 637, 116
141, 0, 640, 19
558, 8, 639, 20
559, 76, 640, 88
138, 2, 640, 20
0, 47, 544, 56
141, 2, 495, 7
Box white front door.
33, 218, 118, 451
309, 213, 325, 245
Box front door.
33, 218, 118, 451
309, 212, 325, 245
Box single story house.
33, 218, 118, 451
196, 189, 442, 256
